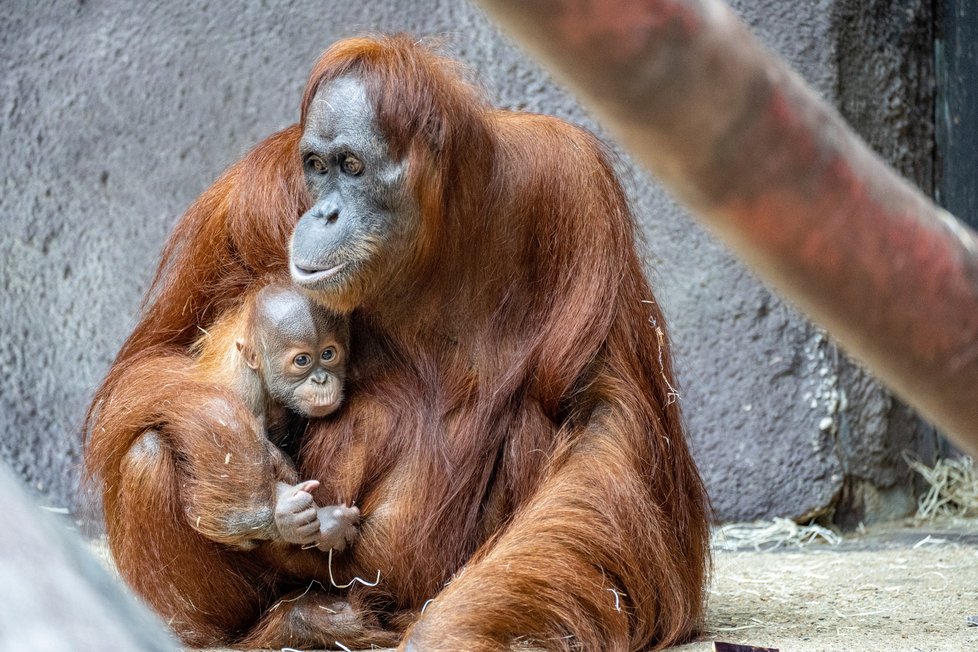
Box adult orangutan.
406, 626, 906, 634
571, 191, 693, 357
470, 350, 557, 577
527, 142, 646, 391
86, 35, 710, 651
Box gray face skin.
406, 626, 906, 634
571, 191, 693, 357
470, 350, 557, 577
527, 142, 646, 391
247, 287, 349, 418
289, 76, 417, 311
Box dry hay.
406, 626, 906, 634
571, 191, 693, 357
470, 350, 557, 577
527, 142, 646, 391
908, 455, 978, 520
711, 517, 841, 552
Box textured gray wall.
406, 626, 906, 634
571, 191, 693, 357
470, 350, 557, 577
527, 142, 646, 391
0, 0, 935, 521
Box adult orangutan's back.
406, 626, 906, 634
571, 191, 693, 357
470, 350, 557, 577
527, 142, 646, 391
86, 35, 709, 651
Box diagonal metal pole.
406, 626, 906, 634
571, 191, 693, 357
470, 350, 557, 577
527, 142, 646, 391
475, 0, 978, 453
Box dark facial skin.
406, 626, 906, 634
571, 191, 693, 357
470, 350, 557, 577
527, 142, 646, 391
290, 77, 419, 312
244, 286, 349, 418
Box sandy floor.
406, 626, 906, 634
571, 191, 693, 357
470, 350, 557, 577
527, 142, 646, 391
674, 519, 978, 652
94, 518, 978, 652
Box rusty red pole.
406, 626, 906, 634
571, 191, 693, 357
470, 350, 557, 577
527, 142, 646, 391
475, 0, 978, 453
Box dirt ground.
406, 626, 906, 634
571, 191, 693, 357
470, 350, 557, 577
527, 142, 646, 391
674, 518, 978, 652
95, 518, 978, 652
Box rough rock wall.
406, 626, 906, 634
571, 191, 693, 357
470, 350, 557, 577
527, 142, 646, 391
830, 0, 939, 526
0, 0, 935, 521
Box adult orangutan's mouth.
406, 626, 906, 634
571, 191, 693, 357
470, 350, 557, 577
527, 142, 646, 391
290, 261, 347, 288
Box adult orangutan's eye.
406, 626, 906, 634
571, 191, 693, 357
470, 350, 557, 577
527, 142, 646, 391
340, 154, 363, 176
305, 154, 327, 174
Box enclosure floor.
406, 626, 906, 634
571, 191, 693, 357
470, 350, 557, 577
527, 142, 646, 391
96, 519, 978, 652
673, 518, 978, 652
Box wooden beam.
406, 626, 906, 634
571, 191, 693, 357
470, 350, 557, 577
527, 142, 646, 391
475, 0, 978, 453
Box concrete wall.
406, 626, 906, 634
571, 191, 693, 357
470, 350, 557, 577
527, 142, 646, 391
0, 0, 937, 521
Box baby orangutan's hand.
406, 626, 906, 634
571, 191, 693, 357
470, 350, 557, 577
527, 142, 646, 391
274, 480, 321, 545
316, 504, 360, 552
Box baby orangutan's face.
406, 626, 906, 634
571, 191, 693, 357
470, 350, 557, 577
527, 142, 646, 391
267, 332, 346, 418
240, 285, 350, 418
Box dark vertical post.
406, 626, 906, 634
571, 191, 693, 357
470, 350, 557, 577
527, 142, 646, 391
934, 0, 977, 457
936, 1, 978, 230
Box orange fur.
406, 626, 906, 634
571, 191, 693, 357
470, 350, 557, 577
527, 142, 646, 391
86, 35, 709, 651
189, 280, 282, 420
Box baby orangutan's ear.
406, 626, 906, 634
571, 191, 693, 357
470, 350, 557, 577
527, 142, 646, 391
236, 338, 261, 370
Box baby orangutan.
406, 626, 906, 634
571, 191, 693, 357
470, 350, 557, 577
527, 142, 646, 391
192, 281, 359, 552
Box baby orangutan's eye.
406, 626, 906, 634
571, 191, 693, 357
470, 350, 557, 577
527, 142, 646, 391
321, 347, 337, 362
293, 354, 312, 368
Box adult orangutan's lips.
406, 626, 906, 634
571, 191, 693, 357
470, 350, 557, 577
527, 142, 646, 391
290, 261, 347, 287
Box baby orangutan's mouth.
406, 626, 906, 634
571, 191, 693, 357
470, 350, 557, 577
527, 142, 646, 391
297, 387, 343, 418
